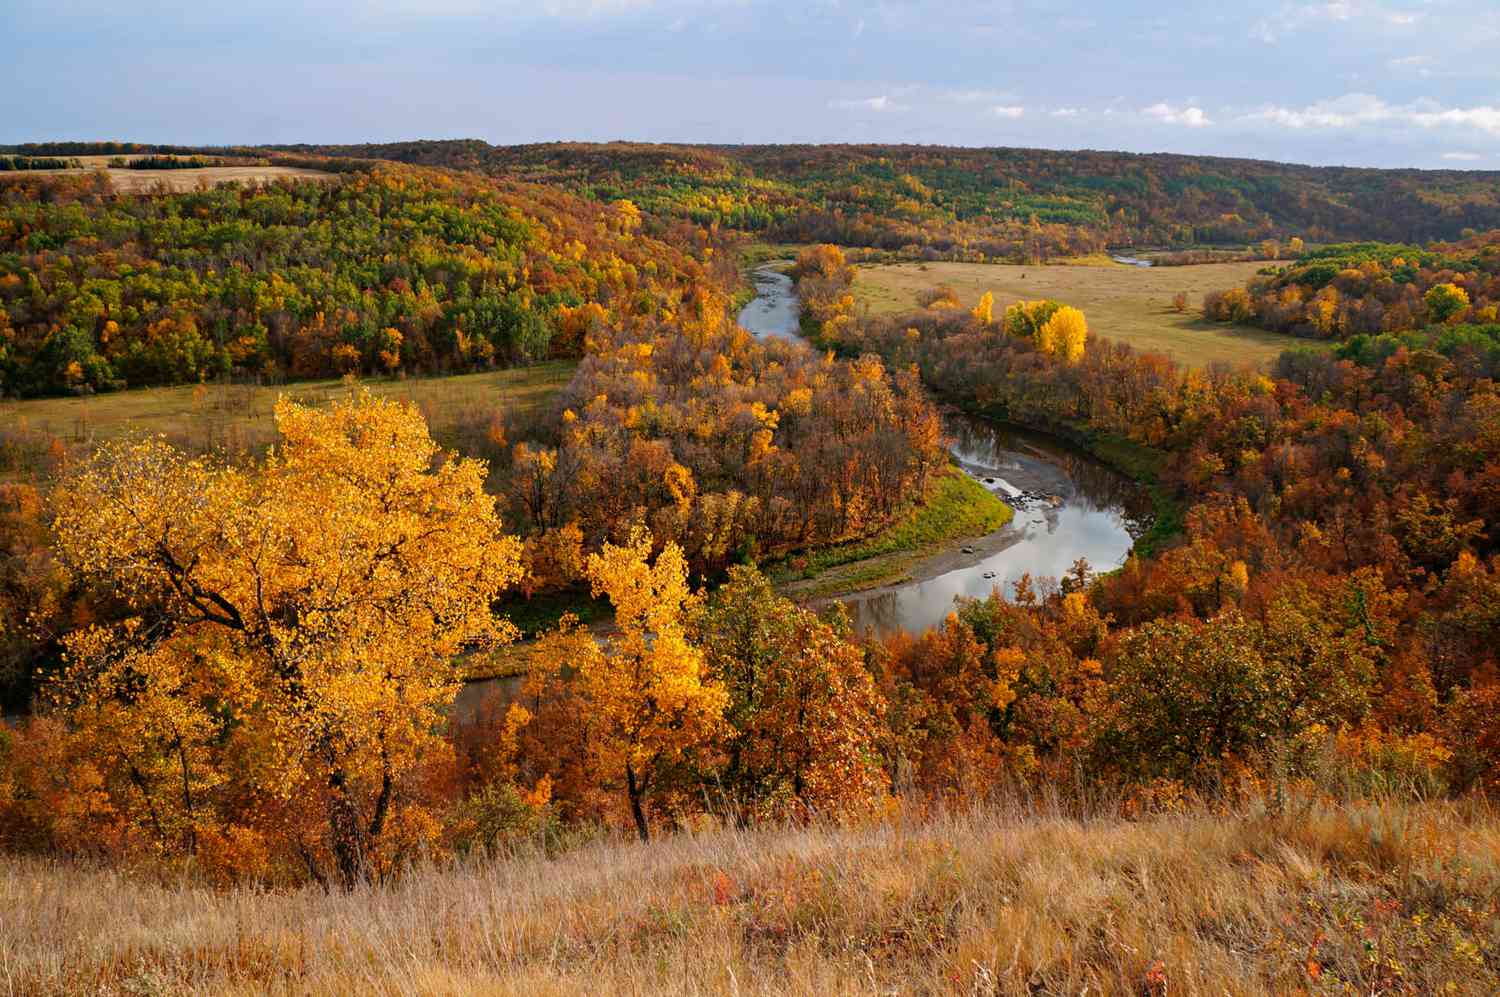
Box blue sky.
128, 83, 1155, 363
6, 0, 1500, 168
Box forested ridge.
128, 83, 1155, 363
0, 163, 726, 396
267, 138, 1500, 258
1203, 230, 1500, 345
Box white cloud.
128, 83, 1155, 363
1050, 107, 1081, 118
1245, 94, 1500, 136
829, 95, 905, 113
1143, 102, 1213, 127
1253, 1, 1423, 43
1442, 151, 1483, 161
1246, 92, 1394, 129
1410, 104, 1500, 136
942, 89, 1015, 104
1389, 54, 1429, 67
992, 105, 1025, 119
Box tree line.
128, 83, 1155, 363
1204, 233, 1500, 340
270, 139, 1500, 261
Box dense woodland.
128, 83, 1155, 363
0, 165, 725, 395
0, 157, 82, 172
0, 145, 1498, 929
799, 244, 1500, 798
271, 139, 1500, 260
1206, 232, 1500, 341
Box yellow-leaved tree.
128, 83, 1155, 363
1040, 305, 1089, 363
48, 391, 523, 886
971, 290, 995, 327
524, 527, 726, 841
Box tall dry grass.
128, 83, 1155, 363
3, 797, 1497, 995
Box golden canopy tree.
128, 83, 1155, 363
1041, 305, 1089, 363
524, 527, 726, 841
48, 391, 524, 886
1425, 282, 1470, 324
971, 290, 995, 327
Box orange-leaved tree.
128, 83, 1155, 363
47, 391, 523, 886
695, 566, 888, 822
525, 527, 726, 841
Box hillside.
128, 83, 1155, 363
0, 160, 726, 396
265, 140, 1500, 258
1202, 233, 1500, 341
5, 799, 1496, 995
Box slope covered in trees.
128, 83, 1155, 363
268, 139, 1500, 260
0, 163, 726, 396
794, 246, 1500, 800
1204, 232, 1500, 341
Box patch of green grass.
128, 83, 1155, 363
772, 465, 1011, 591
501, 591, 612, 641
738, 241, 801, 267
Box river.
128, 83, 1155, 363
737, 265, 802, 340
827, 416, 1150, 636
455, 270, 1150, 718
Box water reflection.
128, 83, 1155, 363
834, 416, 1151, 637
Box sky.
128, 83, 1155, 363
6, 0, 1500, 169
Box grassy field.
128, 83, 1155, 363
852, 259, 1309, 368
0, 363, 576, 463
5, 155, 334, 192
4, 797, 1495, 994
773, 465, 1013, 598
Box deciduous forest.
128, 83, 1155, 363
2, 143, 1499, 994
268, 139, 1500, 258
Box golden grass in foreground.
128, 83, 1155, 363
853, 260, 1309, 368
4, 799, 1496, 995
0, 363, 576, 460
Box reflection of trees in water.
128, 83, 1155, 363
839, 590, 903, 637
947, 415, 1154, 539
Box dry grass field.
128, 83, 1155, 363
2, 798, 1495, 995
8, 155, 333, 192
0, 363, 576, 462
853, 259, 1309, 368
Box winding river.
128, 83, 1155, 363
453, 271, 1150, 718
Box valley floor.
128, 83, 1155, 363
852, 259, 1310, 369
4, 798, 1496, 995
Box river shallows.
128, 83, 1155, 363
736, 266, 802, 340
829, 416, 1151, 636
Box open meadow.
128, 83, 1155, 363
0, 362, 575, 466
852, 259, 1309, 368
5, 155, 334, 191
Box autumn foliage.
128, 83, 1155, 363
0, 164, 726, 395
4, 163, 1500, 903
24, 392, 524, 885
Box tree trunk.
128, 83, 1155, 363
625, 760, 650, 843
327, 765, 365, 891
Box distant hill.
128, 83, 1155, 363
0, 160, 723, 395
262, 139, 1500, 260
